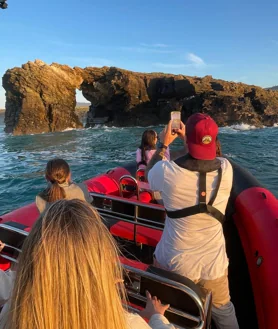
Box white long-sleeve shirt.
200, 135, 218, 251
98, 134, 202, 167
0, 270, 175, 329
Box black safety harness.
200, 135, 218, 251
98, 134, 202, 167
165, 154, 226, 224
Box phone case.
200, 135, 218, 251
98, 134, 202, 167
171, 111, 181, 129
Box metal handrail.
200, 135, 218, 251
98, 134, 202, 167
0, 224, 29, 263
91, 192, 165, 235
119, 175, 140, 200
124, 264, 212, 329
90, 192, 164, 210
136, 168, 146, 182
0, 223, 29, 236
95, 207, 164, 231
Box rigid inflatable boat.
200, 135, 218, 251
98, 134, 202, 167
0, 160, 277, 329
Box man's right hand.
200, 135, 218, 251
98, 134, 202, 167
159, 120, 179, 147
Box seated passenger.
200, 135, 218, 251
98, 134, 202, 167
136, 130, 170, 169
36, 158, 92, 213
0, 241, 16, 323
0, 200, 175, 329
145, 114, 239, 329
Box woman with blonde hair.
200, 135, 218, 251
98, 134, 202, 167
0, 200, 174, 329
36, 158, 92, 213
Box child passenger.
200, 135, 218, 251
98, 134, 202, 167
136, 130, 170, 168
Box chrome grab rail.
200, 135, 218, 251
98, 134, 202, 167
123, 264, 212, 329
136, 168, 146, 182
91, 192, 165, 233
0, 223, 29, 263
119, 175, 140, 200
0, 223, 29, 236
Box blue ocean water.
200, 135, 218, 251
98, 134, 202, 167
0, 113, 277, 215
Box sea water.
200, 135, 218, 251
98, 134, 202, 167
0, 113, 277, 214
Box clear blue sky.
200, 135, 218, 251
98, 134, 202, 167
1, 0, 278, 108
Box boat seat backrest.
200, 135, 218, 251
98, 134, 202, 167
145, 266, 205, 314
124, 264, 211, 329
0, 222, 29, 262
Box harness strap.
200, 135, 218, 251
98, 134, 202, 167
199, 172, 207, 204
208, 168, 222, 206
165, 168, 225, 224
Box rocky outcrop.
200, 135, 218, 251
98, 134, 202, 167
2, 60, 84, 135
82, 69, 278, 127
3, 61, 278, 135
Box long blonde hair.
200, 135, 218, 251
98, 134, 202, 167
6, 199, 128, 329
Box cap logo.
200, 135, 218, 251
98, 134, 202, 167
202, 135, 212, 144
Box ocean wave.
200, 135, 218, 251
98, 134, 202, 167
219, 123, 264, 133
225, 153, 237, 158
273, 123, 278, 127
62, 127, 84, 132
229, 123, 261, 131
62, 127, 76, 132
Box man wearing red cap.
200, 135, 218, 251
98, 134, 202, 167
146, 113, 239, 329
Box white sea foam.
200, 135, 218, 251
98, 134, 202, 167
219, 123, 263, 133
62, 127, 84, 132
224, 153, 237, 158
62, 127, 76, 132
229, 123, 260, 131
273, 123, 278, 127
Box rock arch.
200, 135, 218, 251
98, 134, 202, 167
2, 60, 278, 135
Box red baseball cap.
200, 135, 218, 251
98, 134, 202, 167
186, 113, 218, 160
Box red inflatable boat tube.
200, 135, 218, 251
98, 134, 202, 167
0, 203, 39, 227
84, 167, 130, 195
234, 187, 278, 329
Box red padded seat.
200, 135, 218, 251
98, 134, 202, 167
110, 221, 162, 247
0, 257, 11, 271
120, 256, 149, 271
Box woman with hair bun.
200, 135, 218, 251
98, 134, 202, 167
36, 158, 92, 213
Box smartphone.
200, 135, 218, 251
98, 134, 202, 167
171, 111, 181, 130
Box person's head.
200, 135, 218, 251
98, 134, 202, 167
43, 158, 71, 202
6, 199, 127, 329
186, 113, 218, 160
140, 129, 158, 150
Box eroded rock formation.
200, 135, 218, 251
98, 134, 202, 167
82, 68, 278, 128
3, 60, 84, 135
2, 60, 278, 135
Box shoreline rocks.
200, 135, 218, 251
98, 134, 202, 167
2, 60, 278, 135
